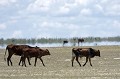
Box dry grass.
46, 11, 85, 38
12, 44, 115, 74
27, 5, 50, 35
0, 46, 120, 79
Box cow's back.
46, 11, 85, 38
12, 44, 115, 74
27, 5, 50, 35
72, 48, 91, 57
12, 45, 31, 56
23, 47, 40, 58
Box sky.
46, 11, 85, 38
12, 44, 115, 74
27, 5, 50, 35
0, 0, 120, 39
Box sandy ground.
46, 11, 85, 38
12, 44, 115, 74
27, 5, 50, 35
0, 46, 120, 79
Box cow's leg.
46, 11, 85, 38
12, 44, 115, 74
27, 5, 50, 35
34, 57, 37, 66
18, 57, 22, 65
7, 55, 13, 66
24, 58, 27, 67
22, 57, 27, 67
21, 57, 24, 66
76, 56, 81, 67
89, 57, 92, 66
19, 56, 29, 66
27, 57, 31, 65
9, 59, 13, 66
71, 56, 75, 67
20, 56, 31, 66
23, 59, 27, 67
83, 57, 88, 66
39, 58, 45, 67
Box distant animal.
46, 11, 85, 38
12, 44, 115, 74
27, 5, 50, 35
21, 47, 50, 67
78, 38, 84, 46
71, 48, 100, 67
63, 40, 68, 46
4, 44, 32, 66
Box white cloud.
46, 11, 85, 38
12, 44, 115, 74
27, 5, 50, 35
80, 8, 92, 16
0, 0, 17, 6
95, 4, 104, 12
32, 21, 64, 33
99, 0, 120, 16
27, 0, 55, 12
75, 0, 89, 5
113, 20, 120, 28
36, 33, 52, 38
12, 30, 22, 38
59, 6, 70, 14
41, 21, 48, 27
54, 3, 76, 16
40, 21, 80, 30
40, 21, 63, 28
0, 23, 6, 30
107, 4, 120, 15
100, 0, 108, 3
68, 24, 80, 30
1, 0, 120, 39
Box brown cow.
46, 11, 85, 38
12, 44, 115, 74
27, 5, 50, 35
78, 38, 84, 46
72, 48, 100, 67
21, 47, 50, 67
4, 44, 32, 66
63, 40, 68, 47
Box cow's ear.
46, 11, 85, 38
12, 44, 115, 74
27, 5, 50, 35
98, 50, 100, 52
35, 46, 39, 48
10, 46, 13, 48
9, 44, 14, 48
46, 49, 49, 52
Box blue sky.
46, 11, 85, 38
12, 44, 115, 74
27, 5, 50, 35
0, 0, 120, 39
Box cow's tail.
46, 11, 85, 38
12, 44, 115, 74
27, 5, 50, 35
71, 48, 75, 61
4, 46, 8, 61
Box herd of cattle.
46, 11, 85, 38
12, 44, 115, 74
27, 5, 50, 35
4, 44, 100, 67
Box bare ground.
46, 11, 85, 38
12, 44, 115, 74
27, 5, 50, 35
0, 46, 120, 79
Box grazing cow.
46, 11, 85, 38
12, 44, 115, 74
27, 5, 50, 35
63, 40, 68, 47
72, 48, 100, 67
4, 44, 32, 66
21, 47, 50, 67
78, 38, 84, 46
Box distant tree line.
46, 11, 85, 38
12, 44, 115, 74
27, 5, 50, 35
0, 36, 120, 46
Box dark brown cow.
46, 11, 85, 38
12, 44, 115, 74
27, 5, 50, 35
72, 48, 100, 67
21, 47, 50, 67
4, 44, 32, 66
78, 38, 84, 46
63, 40, 68, 47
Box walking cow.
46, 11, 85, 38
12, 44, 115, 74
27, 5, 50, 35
21, 47, 50, 67
72, 48, 100, 67
4, 44, 32, 66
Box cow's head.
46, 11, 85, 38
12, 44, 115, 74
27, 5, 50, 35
45, 49, 51, 55
95, 49, 100, 57
7, 44, 14, 49
40, 49, 50, 56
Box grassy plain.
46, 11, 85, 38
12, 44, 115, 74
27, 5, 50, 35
0, 46, 120, 79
